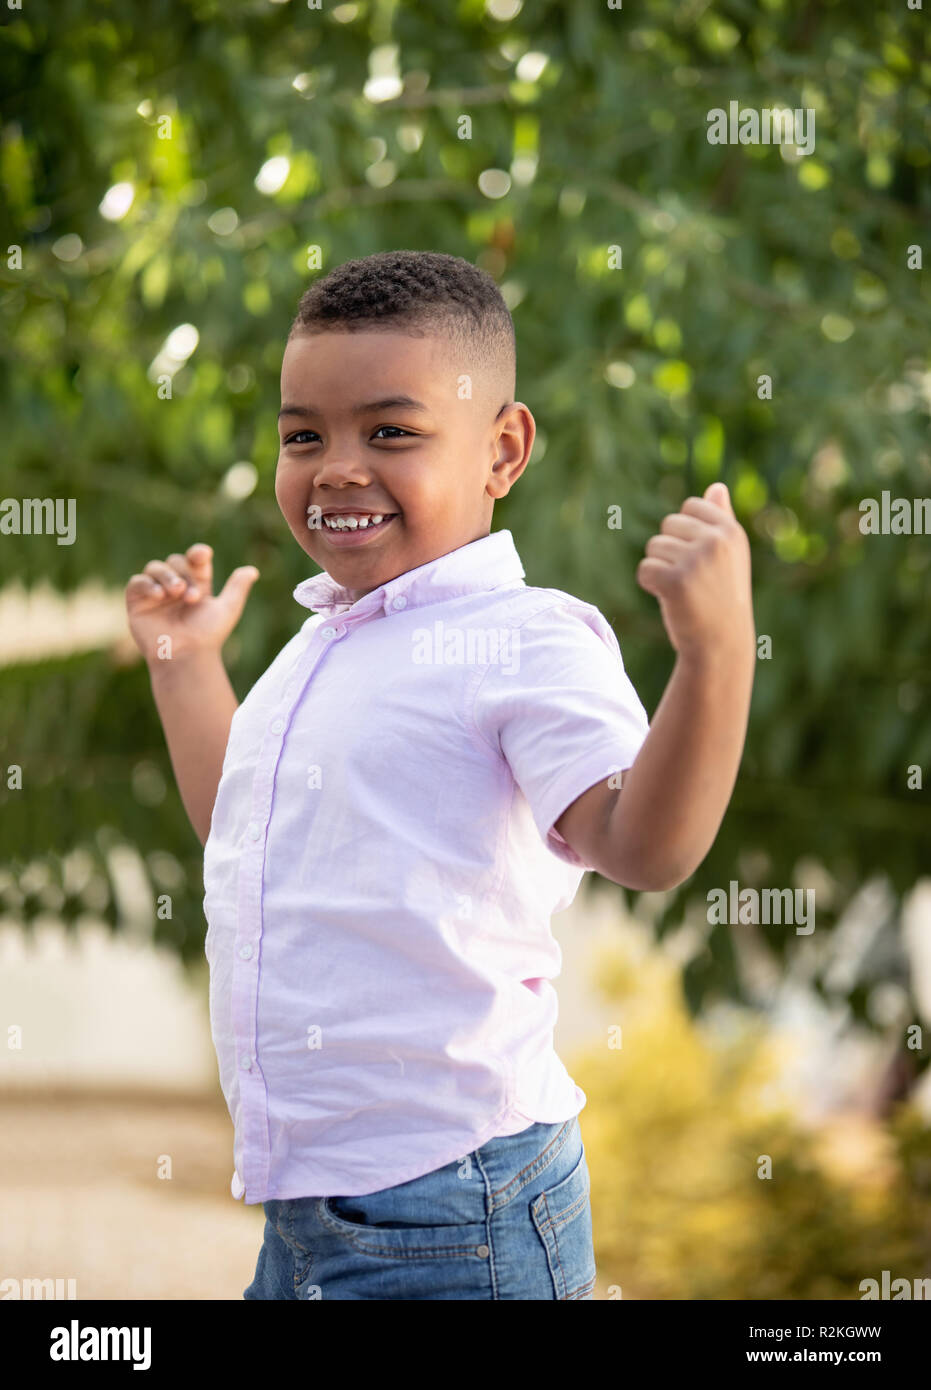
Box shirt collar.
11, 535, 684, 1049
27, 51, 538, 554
293, 529, 526, 619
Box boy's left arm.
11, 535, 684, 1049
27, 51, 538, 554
554, 482, 755, 892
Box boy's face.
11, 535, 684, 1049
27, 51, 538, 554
276, 329, 533, 599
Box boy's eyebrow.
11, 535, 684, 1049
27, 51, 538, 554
278, 395, 431, 420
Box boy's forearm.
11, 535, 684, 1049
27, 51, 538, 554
147, 651, 239, 846
607, 638, 755, 890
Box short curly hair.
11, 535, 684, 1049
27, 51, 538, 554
289, 249, 516, 407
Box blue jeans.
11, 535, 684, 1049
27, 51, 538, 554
243, 1115, 596, 1300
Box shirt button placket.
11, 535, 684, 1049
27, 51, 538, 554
232, 671, 303, 1199
233, 616, 349, 1199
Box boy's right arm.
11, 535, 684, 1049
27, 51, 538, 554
147, 651, 240, 848
125, 543, 260, 847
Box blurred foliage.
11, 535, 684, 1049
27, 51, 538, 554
577, 937, 931, 1298
0, 0, 929, 1072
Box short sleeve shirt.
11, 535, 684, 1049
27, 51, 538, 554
202, 529, 650, 1200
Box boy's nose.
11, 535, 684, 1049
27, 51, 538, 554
313, 456, 373, 484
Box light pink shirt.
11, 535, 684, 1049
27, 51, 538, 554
203, 529, 650, 1201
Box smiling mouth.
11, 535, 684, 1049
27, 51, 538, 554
311, 512, 399, 545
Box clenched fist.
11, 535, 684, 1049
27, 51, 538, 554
636, 482, 754, 661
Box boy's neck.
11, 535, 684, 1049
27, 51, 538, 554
331, 526, 495, 602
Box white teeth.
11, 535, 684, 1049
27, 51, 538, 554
324, 513, 390, 530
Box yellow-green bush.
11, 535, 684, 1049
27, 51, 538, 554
572, 940, 931, 1299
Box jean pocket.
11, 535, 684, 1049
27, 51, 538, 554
530, 1143, 596, 1299
318, 1193, 490, 1261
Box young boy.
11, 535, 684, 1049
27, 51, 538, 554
125, 250, 755, 1300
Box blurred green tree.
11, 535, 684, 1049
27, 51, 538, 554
0, 1, 929, 1080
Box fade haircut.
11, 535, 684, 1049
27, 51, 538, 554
288, 250, 516, 412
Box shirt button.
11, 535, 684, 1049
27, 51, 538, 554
321, 626, 336, 639
476, 1244, 490, 1259
246, 823, 262, 841
238, 944, 254, 960
240, 1054, 253, 1070
270, 718, 285, 735
391, 595, 407, 610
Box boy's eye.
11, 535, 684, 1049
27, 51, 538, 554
283, 426, 414, 445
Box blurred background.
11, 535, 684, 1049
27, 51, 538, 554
1, 0, 930, 1299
